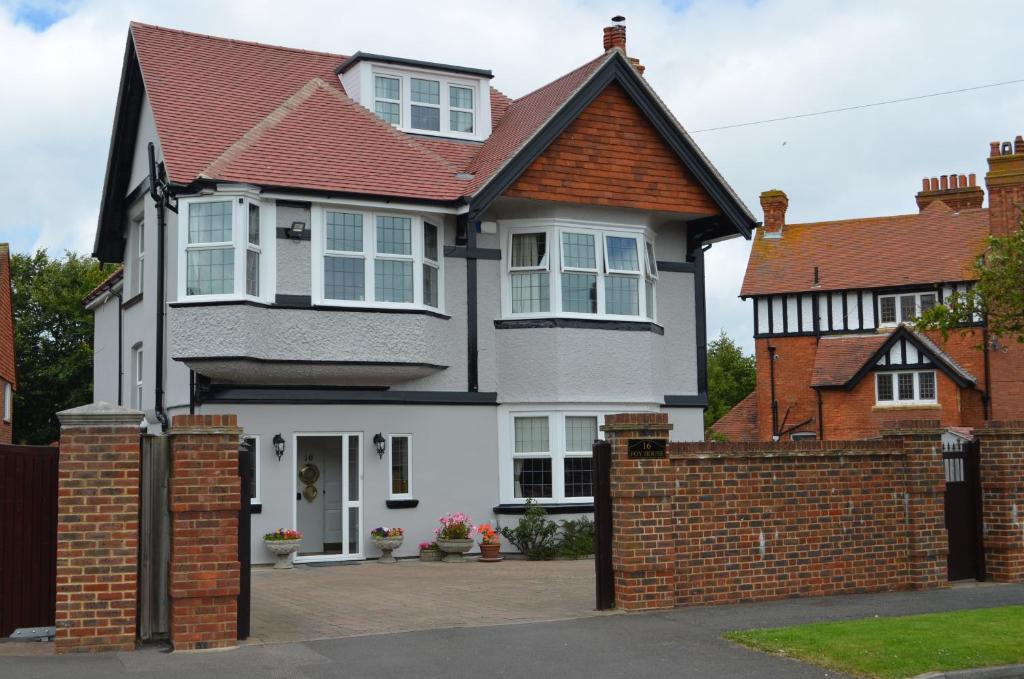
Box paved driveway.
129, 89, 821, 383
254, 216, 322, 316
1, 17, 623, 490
249, 558, 604, 643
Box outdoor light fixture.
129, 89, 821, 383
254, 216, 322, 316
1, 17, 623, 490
287, 221, 307, 239
273, 433, 286, 462
373, 433, 386, 460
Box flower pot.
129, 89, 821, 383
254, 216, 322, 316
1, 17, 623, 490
419, 548, 442, 562
435, 537, 474, 562
478, 542, 503, 562
264, 538, 302, 569
373, 535, 404, 563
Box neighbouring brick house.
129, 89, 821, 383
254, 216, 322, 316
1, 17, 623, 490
713, 137, 1024, 442
0, 244, 15, 443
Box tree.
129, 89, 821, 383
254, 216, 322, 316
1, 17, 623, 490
11, 250, 113, 444
705, 331, 756, 430
917, 226, 1024, 343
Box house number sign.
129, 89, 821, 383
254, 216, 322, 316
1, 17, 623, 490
627, 439, 666, 459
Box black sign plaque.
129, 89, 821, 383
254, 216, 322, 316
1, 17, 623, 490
627, 439, 666, 459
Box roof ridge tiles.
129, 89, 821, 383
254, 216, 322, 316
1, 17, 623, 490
130, 21, 346, 61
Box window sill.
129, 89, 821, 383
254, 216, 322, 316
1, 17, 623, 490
385, 499, 419, 509
169, 298, 451, 319
249, 502, 262, 514
122, 293, 143, 310
493, 503, 594, 515
494, 318, 663, 334
872, 403, 940, 411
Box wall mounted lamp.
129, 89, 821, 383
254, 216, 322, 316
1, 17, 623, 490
286, 221, 307, 239
272, 433, 286, 461
373, 432, 386, 460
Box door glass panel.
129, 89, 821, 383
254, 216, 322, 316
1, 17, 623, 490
348, 507, 359, 554
348, 436, 360, 501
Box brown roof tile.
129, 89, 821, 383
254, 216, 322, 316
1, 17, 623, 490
810, 334, 890, 387
710, 391, 759, 442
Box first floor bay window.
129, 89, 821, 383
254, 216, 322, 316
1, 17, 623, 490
510, 413, 598, 503
506, 224, 656, 321
179, 194, 267, 301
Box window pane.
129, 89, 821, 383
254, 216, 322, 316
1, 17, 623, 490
450, 86, 473, 109
514, 458, 552, 499
877, 373, 893, 401
411, 105, 440, 131
391, 436, 409, 495
246, 250, 259, 296
563, 457, 593, 498
410, 78, 439, 104
511, 233, 546, 268
645, 280, 655, 319
920, 293, 937, 314
514, 416, 549, 453
248, 203, 260, 246
188, 201, 232, 244
244, 437, 257, 500
918, 371, 936, 400
565, 416, 598, 452
375, 259, 413, 303
348, 436, 360, 501
511, 272, 549, 313
562, 232, 596, 269
186, 247, 234, 295
880, 297, 897, 324
375, 75, 400, 100
324, 256, 365, 301
423, 222, 438, 261
605, 275, 639, 315
900, 295, 917, 321
450, 110, 473, 133
898, 373, 915, 400
561, 273, 596, 313
327, 212, 363, 252
376, 215, 412, 255
375, 101, 400, 125
645, 241, 657, 276
423, 264, 438, 308
606, 236, 639, 271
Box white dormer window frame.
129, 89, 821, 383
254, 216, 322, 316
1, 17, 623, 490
365, 66, 485, 141
878, 290, 938, 326
176, 190, 275, 304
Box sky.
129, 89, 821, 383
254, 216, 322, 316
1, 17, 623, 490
1, 0, 1022, 354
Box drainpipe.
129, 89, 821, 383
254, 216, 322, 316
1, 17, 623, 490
114, 287, 123, 406
148, 142, 168, 428
767, 344, 779, 440
815, 387, 824, 440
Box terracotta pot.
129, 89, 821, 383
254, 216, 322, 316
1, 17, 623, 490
479, 542, 503, 562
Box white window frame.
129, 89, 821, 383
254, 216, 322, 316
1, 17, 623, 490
875, 370, 939, 406
502, 410, 610, 505
311, 205, 444, 311
176, 191, 273, 303
370, 67, 481, 141
244, 435, 260, 506
409, 76, 442, 133
131, 214, 145, 297
423, 221, 441, 309
448, 84, 475, 134
373, 74, 402, 126
387, 434, 413, 501
2, 381, 11, 423
502, 220, 657, 322
878, 291, 939, 327
131, 343, 143, 410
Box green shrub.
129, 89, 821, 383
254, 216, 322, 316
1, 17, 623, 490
558, 516, 595, 559
499, 499, 559, 560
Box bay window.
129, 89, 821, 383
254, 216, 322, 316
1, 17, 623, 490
508, 413, 600, 504
506, 224, 657, 321
178, 195, 268, 302
875, 370, 938, 405
314, 207, 443, 310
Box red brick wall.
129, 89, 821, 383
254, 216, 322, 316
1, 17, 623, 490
167, 414, 241, 651
504, 83, 719, 215
0, 245, 15, 444
754, 336, 819, 440
54, 408, 141, 653
989, 342, 1024, 422
604, 413, 948, 610
975, 421, 1024, 582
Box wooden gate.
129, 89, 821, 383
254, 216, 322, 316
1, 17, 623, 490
943, 439, 985, 581
139, 435, 169, 641
0, 444, 58, 636
237, 439, 253, 641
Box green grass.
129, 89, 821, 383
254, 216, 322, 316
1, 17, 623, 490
724, 606, 1024, 679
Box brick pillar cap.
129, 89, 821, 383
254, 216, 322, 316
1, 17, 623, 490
57, 401, 144, 428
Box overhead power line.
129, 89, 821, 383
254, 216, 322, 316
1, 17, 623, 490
690, 78, 1024, 133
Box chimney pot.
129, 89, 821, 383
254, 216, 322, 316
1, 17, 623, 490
759, 190, 788, 237
940, 175, 949, 190
1002, 141, 1013, 155
1015, 135, 1024, 154
969, 173, 976, 187
959, 174, 967, 188
990, 142, 1002, 158
930, 177, 939, 191
917, 171, 985, 212
921, 178, 930, 191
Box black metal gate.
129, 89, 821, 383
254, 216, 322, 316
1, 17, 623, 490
943, 439, 984, 581
237, 439, 253, 641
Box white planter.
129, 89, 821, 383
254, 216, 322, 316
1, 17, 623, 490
435, 538, 473, 563
264, 539, 301, 569
373, 536, 404, 563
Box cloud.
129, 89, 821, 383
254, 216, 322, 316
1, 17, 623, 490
1, 0, 1022, 353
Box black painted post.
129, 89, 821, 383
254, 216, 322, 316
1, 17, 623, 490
237, 440, 253, 641
593, 439, 614, 610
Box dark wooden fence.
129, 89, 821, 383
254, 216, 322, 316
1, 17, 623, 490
0, 444, 58, 636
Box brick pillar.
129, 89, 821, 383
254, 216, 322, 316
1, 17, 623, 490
166, 414, 241, 651
601, 413, 674, 610
54, 402, 143, 653
975, 421, 1024, 582
883, 420, 947, 589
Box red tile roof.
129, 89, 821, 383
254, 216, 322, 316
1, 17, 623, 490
129, 22, 611, 203
810, 334, 890, 387
710, 391, 758, 442
740, 201, 991, 297
82, 266, 123, 307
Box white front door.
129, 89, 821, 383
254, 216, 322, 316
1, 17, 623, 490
295, 433, 362, 561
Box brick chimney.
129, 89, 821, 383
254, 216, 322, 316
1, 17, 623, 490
985, 134, 1024, 236
760, 190, 788, 238
603, 16, 645, 75
915, 173, 984, 213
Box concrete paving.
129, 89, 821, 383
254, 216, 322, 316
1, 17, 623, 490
250, 557, 604, 643
5, 582, 1023, 679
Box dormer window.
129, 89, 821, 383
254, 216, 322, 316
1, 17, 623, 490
449, 86, 474, 133
410, 78, 441, 131
374, 76, 401, 125
879, 291, 938, 326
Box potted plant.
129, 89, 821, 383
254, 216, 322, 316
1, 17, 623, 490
263, 529, 302, 569
418, 541, 442, 562
370, 526, 404, 563
476, 523, 503, 562
434, 512, 475, 562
